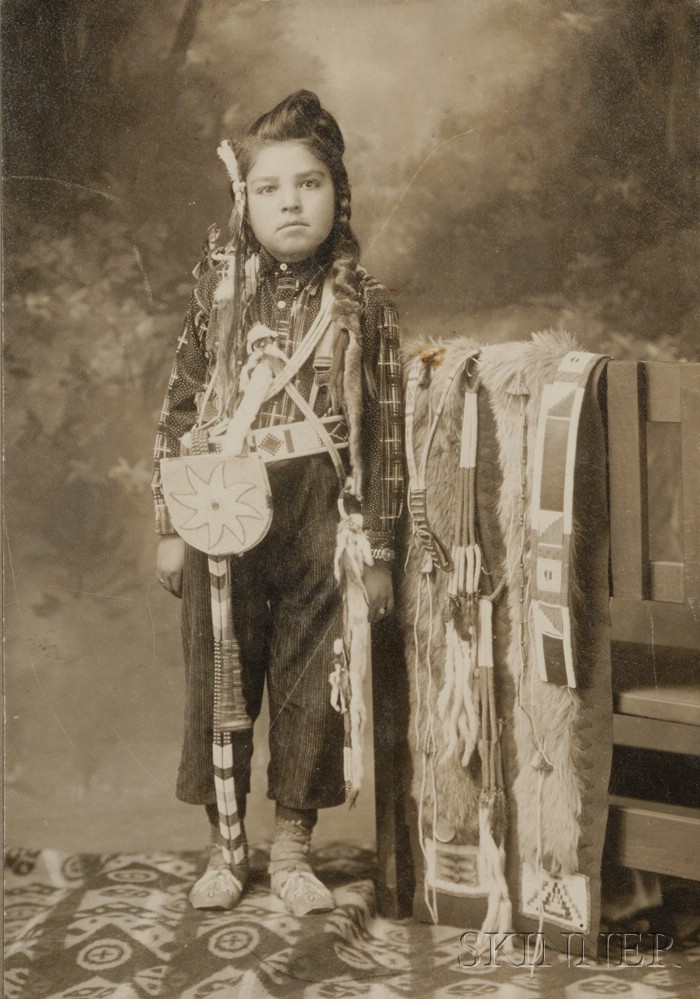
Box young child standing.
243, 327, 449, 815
151, 91, 403, 914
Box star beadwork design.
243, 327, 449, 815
171, 461, 264, 551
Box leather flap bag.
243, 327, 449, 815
160, 452, 272, 556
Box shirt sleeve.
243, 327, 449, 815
150, 290, 211, 534
358, 281, 404, 555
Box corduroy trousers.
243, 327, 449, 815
177, 453, 346, 812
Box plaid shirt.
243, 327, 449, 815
151, 252, 403, 552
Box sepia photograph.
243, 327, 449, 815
3, 0, 699, 995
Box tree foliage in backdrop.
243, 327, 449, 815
3, 0, 698, 610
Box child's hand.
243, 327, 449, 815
157, 536, 185, 598
362, 563, 394, 624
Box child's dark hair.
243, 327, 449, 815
213, 91, 362, 415
240, 95, 357, 248
239, 91, 361, 345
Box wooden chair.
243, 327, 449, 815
605, 359, 700, 882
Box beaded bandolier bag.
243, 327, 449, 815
402, 334, 612, 953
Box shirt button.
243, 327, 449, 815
277, 300, 287, 310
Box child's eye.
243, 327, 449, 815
256, 185, 276, 195
301, 179, 320, 189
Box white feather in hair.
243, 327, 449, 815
217, 140, 241, 186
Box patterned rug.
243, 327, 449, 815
5, 846, 699, 998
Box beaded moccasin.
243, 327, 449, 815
189, 843, 248, 910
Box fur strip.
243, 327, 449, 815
476, 798, 513, 949
479, 330, 582, 875
343, 317, 364, 498
400, 341, 483, 838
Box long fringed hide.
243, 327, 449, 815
403, 341, 514, 937
401, 332, 612, 949
332, 507, 373, 805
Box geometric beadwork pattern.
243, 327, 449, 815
520, 861, 591, 932
208, 554, 248, 866
530, 351, 605, 687
424, 839, 486, 898
259, 432, 284, 455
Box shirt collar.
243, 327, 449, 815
258, 245, 331, 294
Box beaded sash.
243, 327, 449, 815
530, 350, 606, 687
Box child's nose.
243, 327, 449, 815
281, 185, 301, 210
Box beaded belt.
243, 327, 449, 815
184, 416, 349, 464
250, 416, 348, 463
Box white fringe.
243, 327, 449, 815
475, 801, 513, 953
333, 511, 372, 802
438, 620, 479, 768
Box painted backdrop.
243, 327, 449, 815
4, 0, 698, 854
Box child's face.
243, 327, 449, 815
246, 141, 336, 263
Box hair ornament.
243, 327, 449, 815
208, 138, 251, 414
217, 140, 246, 202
